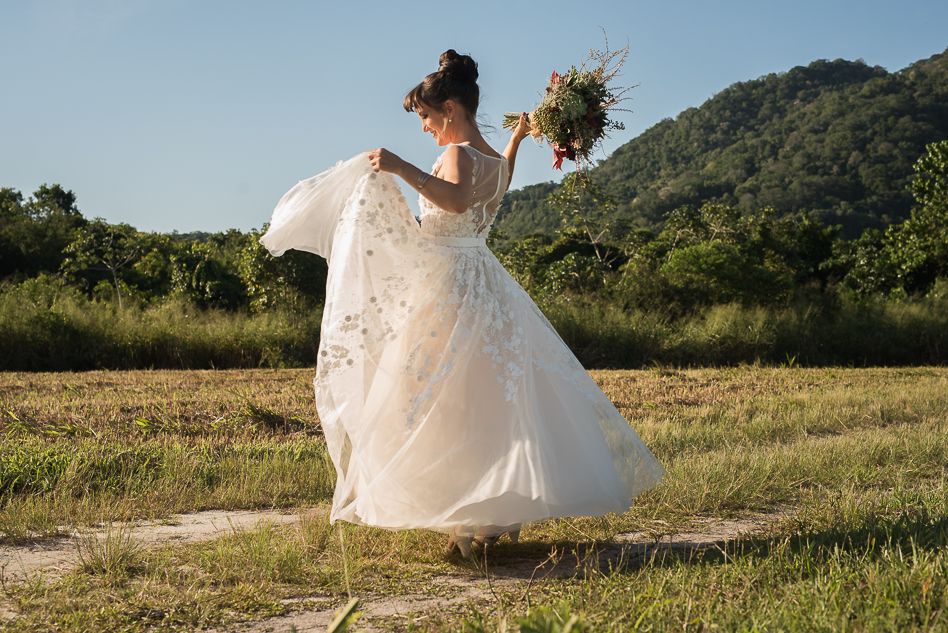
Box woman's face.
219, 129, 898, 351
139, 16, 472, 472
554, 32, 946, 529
415, 101, 453, 146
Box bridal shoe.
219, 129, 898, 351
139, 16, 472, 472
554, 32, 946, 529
473, 527, 521, 549
445, 534, 473, 559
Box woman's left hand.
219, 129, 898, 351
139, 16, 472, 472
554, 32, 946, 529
512, 112, 532, 143
365, 148, 405, 175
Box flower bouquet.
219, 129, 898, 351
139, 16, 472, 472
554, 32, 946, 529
504, 39, 631, 170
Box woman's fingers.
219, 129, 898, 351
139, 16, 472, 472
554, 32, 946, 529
513, 113, 532, 140
364, 148, 399, 173
363, 149, 378, 172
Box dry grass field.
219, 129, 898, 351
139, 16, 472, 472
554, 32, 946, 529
1, 366, 946, 631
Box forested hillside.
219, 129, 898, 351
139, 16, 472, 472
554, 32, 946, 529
497, 48, 948, 239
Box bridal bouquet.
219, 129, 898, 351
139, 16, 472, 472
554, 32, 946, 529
504, 40, 631, 170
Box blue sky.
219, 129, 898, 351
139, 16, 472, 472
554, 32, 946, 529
3, 0, 946, 233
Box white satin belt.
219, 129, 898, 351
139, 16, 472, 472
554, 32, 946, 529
428, 235, 487, 248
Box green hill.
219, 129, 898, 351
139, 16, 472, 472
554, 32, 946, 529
497, 48, 948, 239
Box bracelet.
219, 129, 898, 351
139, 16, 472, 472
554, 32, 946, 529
417, 171, 431, 190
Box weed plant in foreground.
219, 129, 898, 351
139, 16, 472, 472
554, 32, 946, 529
0, 367, 947, 631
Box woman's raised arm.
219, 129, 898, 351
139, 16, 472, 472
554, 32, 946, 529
502, 112, 532, 190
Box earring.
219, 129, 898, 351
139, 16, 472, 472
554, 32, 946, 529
449, 118, 453, 123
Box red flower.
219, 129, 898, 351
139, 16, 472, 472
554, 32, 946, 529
552, 146, 567, 170
552, 144, 576, 170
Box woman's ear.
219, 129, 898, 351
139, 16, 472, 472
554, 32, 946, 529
443, 99, 456, 120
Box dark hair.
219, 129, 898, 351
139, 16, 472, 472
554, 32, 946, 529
403, 50, 479, 120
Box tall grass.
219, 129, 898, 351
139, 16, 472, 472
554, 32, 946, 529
481, 504, 948, 632
73, 522, 142, 578
0, 277, 322, 371
542, 290, 948, 367
0, 437, 336, 541
3, 275, 948, 371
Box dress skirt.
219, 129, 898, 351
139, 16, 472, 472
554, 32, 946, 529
261, 155, 666, 536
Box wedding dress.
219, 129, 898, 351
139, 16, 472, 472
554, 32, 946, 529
261, 145, 665, 538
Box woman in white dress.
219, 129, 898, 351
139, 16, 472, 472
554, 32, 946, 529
261, 50, 665, 558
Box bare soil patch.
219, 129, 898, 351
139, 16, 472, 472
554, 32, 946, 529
1, 507, 782, 631
224, 513, 784, 633
0, 509, 300, 583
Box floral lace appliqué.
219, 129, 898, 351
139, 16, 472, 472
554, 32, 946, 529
317, 147, 543, 425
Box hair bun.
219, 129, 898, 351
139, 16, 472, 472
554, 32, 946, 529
404, 50, 481, 118
438, 49, 478, 83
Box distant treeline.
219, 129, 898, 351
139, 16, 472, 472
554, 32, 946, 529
0, 185, 326, 314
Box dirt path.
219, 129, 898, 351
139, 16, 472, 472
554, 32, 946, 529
1, 510, 782, 632
224, 514, 784, 633
0, 510, 301, 583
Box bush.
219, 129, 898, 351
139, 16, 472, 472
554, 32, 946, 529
0, 277, 322, 371
3, 273, 947, 371
535, 292, 948, 368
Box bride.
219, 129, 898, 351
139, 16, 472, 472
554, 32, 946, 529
261, 50, 666, 558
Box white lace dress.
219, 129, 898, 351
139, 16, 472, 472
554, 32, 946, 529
261, 144, 665, 537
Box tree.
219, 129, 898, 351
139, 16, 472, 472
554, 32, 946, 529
0, 185, 87, 279
239, 228, 328, 312
607, 202, 834, 311
834, 140, 948, 296
883, 140, 948, 292
0, 188, 24, 219
61, 219, 142, 309
547, 173, 618, 264
661, 240, 794, 307
27, 184, 81, 220
911, 140, 948, 211
169, 241, 245, 310
0, 188, 27, 278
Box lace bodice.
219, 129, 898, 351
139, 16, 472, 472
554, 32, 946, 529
419, 144, 509, 238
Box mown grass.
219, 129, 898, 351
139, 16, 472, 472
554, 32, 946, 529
1, 367, 947, 631
0, 370, 334, 540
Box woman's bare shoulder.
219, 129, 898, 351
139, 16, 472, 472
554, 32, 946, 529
457, 142, 503, 161
439, 144, 475, 173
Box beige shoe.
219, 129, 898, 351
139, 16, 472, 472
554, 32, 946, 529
473, 526, 521, 549
445, 533, 473, 558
